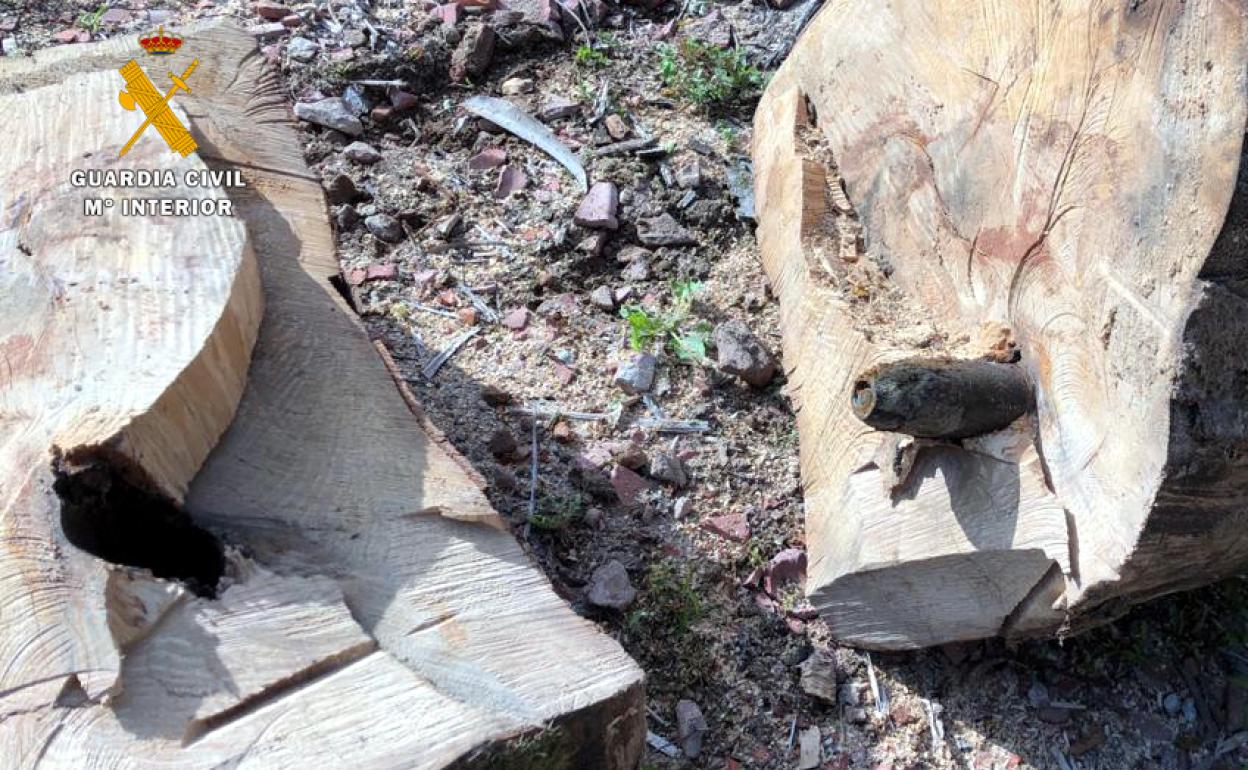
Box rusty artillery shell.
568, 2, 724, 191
850, 357, 1033, 439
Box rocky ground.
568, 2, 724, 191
8, 1, 1248, 769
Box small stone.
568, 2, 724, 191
714, 320, 776, 387
612, 443, 648, 471
343, 141, 381, 164
481, 384, 512, 406
334, 205, 360, 231
99, 8, 133, 25
432, 3, 460, 25
364, 263, 397, 282
579, 232, 609, 256
537, 95, 581, 122
621, 258, 650, 283
494, 165, 527, 199
324, 172, 363, 204
648, 453, 688, 487
673, 496, 692, 519
763, 548, 807, 596
343, 29, 367, 47
551, 421, 573, 442
501, 77, 535, 95
255, 1, 291, 20
614, 353, 656, 394
491, 467, 518, 492
604, 113, 630, 141
800, 651, 840, 702
616, 245, 650, 264
727, 161, 756, 222
674, 157, 702, 189
702, 513, 750, 542
487, 429, 518, 458
1162, 692, 1182, 717
798, 726, 821, 770
574, 182, 619, 230
890, 702, 920, 726
583, 506, 603, 527
281, 13, 303, 28
552, 360, 576, 385
365, 214, 403, 243
54, 29, 81, 44
341, 85, 372, 117
501, 307, 531, 330
457, 307, 478, 326
637, 213, 697, 246
294, 98, 363, 136
610, 464, 652, 505
450, 23, 495, 82
286, 35, 317, 62
468, 146, 507, 169
390, 90, 419, 111
675, 700, 708, 759
589, 286, 616, 311
434, 213, 462, 240
586, 560, 636, 610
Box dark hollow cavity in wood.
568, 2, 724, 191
850, 357, 1034, 439
52, 449, 225, 597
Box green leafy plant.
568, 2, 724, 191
657, 40, 766, 111
716, 119, 739, 149
529, 491, 586, 532
619, 280, 711, 362
626, 562, 704, 636
573, 44, 610, 69
77, 4, 109, 34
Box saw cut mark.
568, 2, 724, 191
52, 450, 225, 597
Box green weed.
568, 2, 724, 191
627, 561, 704, 636
656, 40, 765, 111
619, 280, 712, 362
529, 491, 586, 532
76, 4, 109, 34
573, 44, 610, 69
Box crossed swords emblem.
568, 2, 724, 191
117, 57, 200, 157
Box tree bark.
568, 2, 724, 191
753, 0, 1248, 649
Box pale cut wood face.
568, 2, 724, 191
753, 0, 1247, 647
0, 69, 257, 490
0, 68, 260, 711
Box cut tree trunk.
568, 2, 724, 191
753, 0, 1248, 649
0, 21, 644, 768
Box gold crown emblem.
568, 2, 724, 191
138, 26, 182, 56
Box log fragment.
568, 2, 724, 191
0, 59, 262, 710
754, 0, 1248, 648
0, 21, 644, 767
